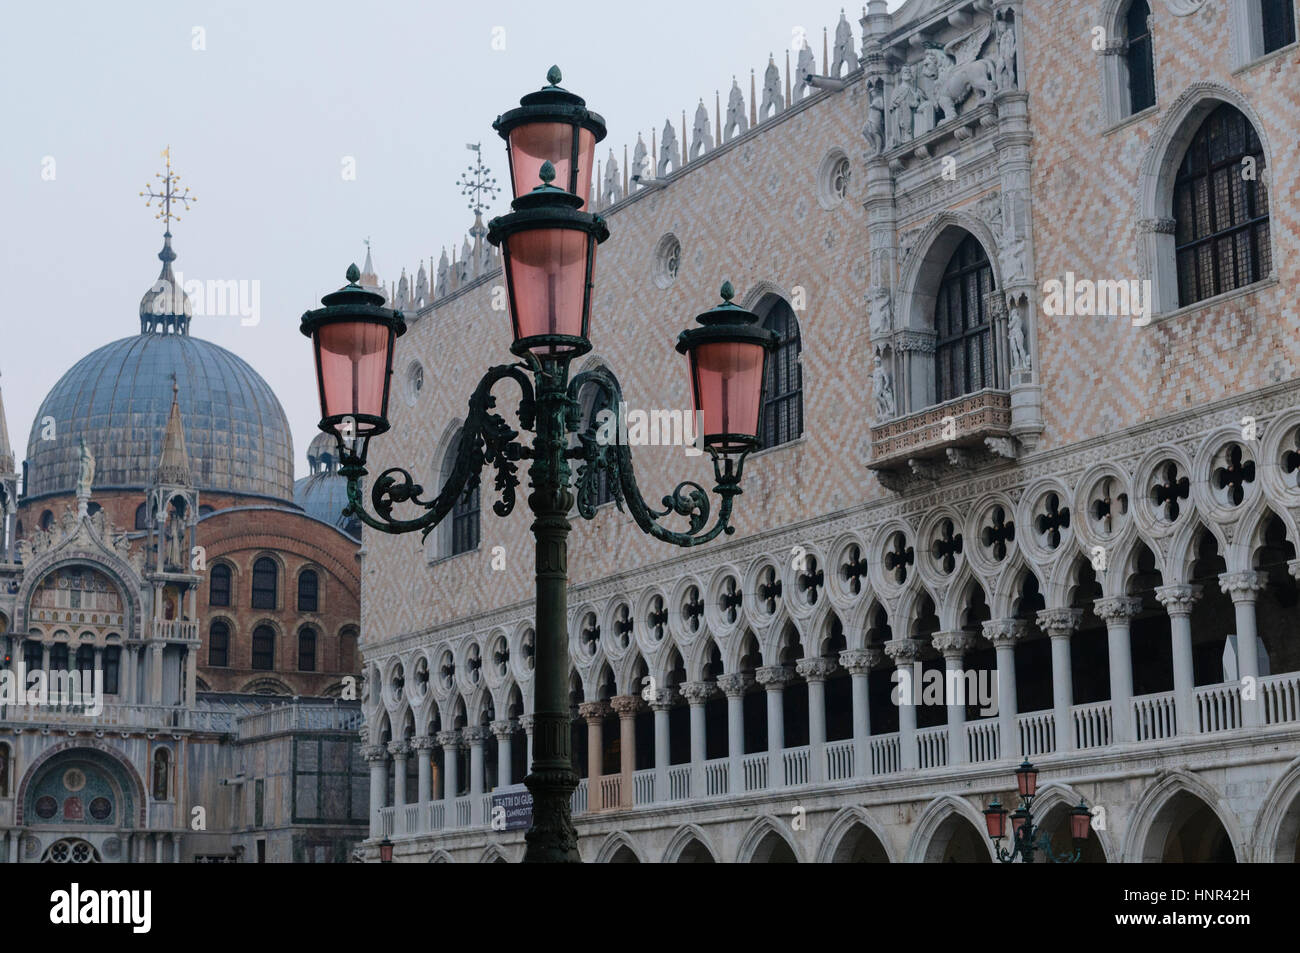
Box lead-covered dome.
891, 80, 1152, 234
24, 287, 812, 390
26, 333, 295, 502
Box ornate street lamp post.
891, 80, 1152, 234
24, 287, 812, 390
983, 760, 1094, 863
301, 68, 775, 863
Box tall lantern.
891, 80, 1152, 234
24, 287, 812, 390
493, 65, 606, 208
300, 263, 407, 466
488, 161, 609, 358
676, 282, 777, 454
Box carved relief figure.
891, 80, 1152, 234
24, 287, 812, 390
999, 225, 1026, 282
922, 20, 997, 123
889, 65, 921, 144
759, 55, 784, 120
795, 42, 816, 101
995, 18, 1018, 91
873, 349, 896, 420
689, 101, 713, 159
723, 79, 748, 142
603, 150, 622, 204
868, 288, 892, 337
831, 11, 859, 77
863, 80, 886, 156
1008, 302, 1030, 372
657, 119, 678, 177
166, 506, 186, 570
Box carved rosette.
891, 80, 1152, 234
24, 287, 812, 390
1092, 596, 1144, 624
930, 630, 979, 660
678, 680, 718, 705
755, 664, 795, 689
717, 673, 755, 698
795, 657, 839, 682
1036, 607, 1084, 638
839, 648, 882, 675
1154, 584, 1202, 617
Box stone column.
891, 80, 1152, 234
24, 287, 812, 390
172, 834, 180, 863
1220, 571, 1266, 727
884, 639, 924, 770
435, 730, 461, 802
983, 620, 1027, 759
154, 834, 163, 863
362, 744, 387, 834
717, 673, 753, 795
1155, 585, 1201, 734
839, 648, 878, 778
678, 680, 715, 797
518, 713, 535, 769
412, 736, 434, 804
755, 665, 793, 787
931, 632, 978, 765
610, 694, 641, 808
490, 719, 514, 789
149, 642, 164, 706
388, 740, 410, 812
578, 701, 608, 793
795, 657, 836, 782
648, 688, 677, 803
184, 646, 197, 707
464, 727, 487, 823
1093, 596, 1143, 743
1037, 608, 1082, 752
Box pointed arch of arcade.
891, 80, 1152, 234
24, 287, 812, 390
815, 806, 896, 863
905, 793, 998, 863
478, 844, 512, 864
594, 830, 645, 863
736, 814, 802, 863
1251, 756, 1300, 862
1030, 782, 1117, 862
661, 823, 721, 863
1121, 770, 1246, 862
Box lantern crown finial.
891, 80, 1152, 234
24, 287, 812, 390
346, 263, 361, 284
720, 280, 735, 302
538, 161, 557, 186
546, 65, 562, 86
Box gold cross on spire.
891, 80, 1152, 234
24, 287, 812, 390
139, 145, 196, 229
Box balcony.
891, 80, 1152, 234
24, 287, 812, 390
0, 702, 235, 732
868, 389, 1014, 487
153, 619, 199, 642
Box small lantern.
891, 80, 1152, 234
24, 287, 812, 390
488, 161, 609, 358
1070, 800, 1092, 842
1010, 808, 1029, 836
983, 798, 1008, 840
1015, 759, 1038, 799
676, 282, 778, 454
493, 66, 607, 208
300, 264, 406, 465
378, 837, 394, 863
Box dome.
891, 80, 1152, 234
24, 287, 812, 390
26, 334, 295, 502
294, 433, 359, 538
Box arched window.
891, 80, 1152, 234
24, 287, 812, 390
251, 625, 276, 671
1125, 0, 1155, 114
209, 621, 230, 668
39, 510, 54, 531
75, 645, 94, 682
251, 557, 278, 610
134, 503, 150, 530
1261, 0, 1297, 53
23, 640, 41, 672
758, 296, 803, 449
50, 643, 69, 671
339, 627, 358, 672
297, 570, 319, 613
1173, 103, 1270, 307
934, 234, 995, 404
298, 628, 317, 672
210, 564, 231, 607
103, 646, 121, 695
152, 748, 171, 800
445, 430, 480, 556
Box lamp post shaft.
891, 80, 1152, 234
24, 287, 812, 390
522, 360, 581, 862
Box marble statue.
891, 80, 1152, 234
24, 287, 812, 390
759, 55, 784, 120
869, 288, 892, 336
167, 509, 186, 569
999, 227, 1026, 282
995, 19, 1017, 92
889, 65, 921, 144
863, 81, 886, 156
723, 79, 748, 142
690, 101, 713, 160
873, 349, 896, 420
76, 439, 95, 500
922, 21, 997, 122
658, 119, 678, 177
1008, 302, 1030, 372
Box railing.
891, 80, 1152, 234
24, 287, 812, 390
742, 753, 768, 792
480, 794, 492, 824
453, 797, 471, 828
869, 733, 900, 776
1262, 672, 1300, 726
378, 807, 394, 837
667, 765, 691, 801
704, 758, 729, 797
403, 804, 420, 835
598, 775, 622, 811
0, 702, 241, 732
1072, 701, 1112, 750
1196, 682, 1241, 733
1133, 692, 1177, 742
429, 800, 446, 831
571, 778, 588, 815
825, 739, 854, 781
236, 703, 363, 739
916, 726, 948, 770
966, 719, 999, 763
782, 746, 810, 787
1017, 711, 1055, 758
868, 388, 1013, 472
633, 769, 655, 806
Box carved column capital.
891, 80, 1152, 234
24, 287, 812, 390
577, 700, 610, 723
361, 744, 388, 763
386, 740, 411, 758
489, 719, 515, 741
409, 735, 437, 752
609, 694, 642, 718
883, 638, 925, 665
678, 680, 718, 705
435, 729, 462, 750
1093, 595, 1144, 623
461, 726, 489, 746
794, 657, 838, 682
1219, 571, 1266, 602
981, 619, 1030, 645
838, 648, 882, 674
646, 688, 679, 711
755, 664, 795, 689
1155, 584, 1203, 617
1036, 607, 1083, 638
931, 630, 979, 660
717, 673, 754, 698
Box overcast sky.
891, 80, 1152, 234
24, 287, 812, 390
0, 0, 896, 478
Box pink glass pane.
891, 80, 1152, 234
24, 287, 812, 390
508, 123, 596, 208
316, 322, 392, 431
505, 228, 591, 353
689, 340, 765, 447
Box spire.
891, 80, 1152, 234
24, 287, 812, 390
359, 238, 381, 292
138, 147, 197, 336
155, 378, 193, 486
0, 371, 13, 475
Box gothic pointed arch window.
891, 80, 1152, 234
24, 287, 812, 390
1173, 103, 1270, 307
1125, 0, 1156, 114
755, 295, 803, 449
251, 557, 278, 610
934, 234, 996, 404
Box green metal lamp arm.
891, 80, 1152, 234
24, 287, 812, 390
339, 363, 536, 539
566, 366, 747, 548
